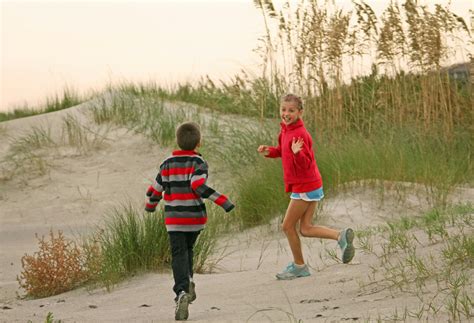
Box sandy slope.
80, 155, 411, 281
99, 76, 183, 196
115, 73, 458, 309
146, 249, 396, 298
0, 100, 472, 322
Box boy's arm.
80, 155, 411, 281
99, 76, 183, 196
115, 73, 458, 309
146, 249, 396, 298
145, 173, 164, 212
190, 162, 235, 212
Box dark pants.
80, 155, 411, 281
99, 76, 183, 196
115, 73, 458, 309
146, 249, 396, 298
168, 231, 201, 297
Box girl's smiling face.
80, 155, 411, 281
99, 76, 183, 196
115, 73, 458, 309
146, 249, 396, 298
280, 101, 302, 125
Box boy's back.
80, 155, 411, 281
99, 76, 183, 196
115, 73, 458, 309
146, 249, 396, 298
146, 150, 233, 232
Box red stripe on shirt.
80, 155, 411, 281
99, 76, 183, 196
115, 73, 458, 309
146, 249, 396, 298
148, 186, 162, 195
161, 167, 194, 176
165, 217, 207, 225
191, 178, 206, 190
214, 195, 228, 206
164, 193, 199, 201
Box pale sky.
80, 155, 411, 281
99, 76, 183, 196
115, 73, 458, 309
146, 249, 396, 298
1, 0, 472, 111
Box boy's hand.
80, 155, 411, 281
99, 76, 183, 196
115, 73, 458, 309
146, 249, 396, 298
222, 198, 235, 213
291, 137, 304, 154
145, 199, 158, 213
225, 203, 235, 213
257, 145, 270, 156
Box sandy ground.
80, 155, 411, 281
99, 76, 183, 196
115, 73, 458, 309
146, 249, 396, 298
0, 100, 472, 322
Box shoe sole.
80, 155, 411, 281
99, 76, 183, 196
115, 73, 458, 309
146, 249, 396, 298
189, 282, 196, 303
342, 228, 355, 264
276, 271, 311, 280
175, 294, 189, 321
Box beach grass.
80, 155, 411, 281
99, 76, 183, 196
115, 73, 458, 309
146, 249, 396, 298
1, 114, 109, 181
358, 203, 473, 321
0, 87, 84, 122
81, 202, 227, 289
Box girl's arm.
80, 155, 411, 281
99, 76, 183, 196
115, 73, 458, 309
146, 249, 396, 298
258, 133, 282, 158
293, 133, 313, 169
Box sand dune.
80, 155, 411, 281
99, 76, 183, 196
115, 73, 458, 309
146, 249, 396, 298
1, 100, 472, 322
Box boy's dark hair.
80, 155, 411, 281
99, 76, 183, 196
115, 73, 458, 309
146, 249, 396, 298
176, 122, 201, 150
281, 93, 303, 110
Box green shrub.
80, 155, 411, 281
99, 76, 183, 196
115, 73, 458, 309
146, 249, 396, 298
234, 158, 287, 228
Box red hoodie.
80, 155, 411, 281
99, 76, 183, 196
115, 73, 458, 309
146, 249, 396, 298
265, 118, 322, 193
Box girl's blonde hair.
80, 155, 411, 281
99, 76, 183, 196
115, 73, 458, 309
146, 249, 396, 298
281, 94, 303, 110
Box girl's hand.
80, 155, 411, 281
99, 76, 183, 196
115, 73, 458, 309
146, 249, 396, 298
257, 145, 270, 156
291, 137, 304, 154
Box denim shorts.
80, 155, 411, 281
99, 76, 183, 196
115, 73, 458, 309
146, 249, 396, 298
290, 187, 324, 201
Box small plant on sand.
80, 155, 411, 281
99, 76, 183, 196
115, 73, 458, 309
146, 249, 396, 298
27, 312, 63, 323
45, 311, 62, 323
17, 230, 88, 298
2, 125, 56, 177
61, 114, 109, 153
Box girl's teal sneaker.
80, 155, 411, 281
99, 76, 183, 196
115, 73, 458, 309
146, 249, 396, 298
338, 228, 355, 264
276, 262, 311, 280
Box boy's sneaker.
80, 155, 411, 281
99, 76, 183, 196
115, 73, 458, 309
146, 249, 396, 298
189, 281, 196, 303
338, 228, 355, 264
175, 291, 190, 321
276, 262, 311, 280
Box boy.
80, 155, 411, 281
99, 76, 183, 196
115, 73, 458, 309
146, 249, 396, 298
145, 122, 234, 320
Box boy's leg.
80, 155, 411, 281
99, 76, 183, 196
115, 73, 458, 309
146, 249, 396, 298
299, 201, 339, 240
186, 231, 200, 303
282, 199, 312, 265
185, 231, 201, 278
168, 232, 191, 297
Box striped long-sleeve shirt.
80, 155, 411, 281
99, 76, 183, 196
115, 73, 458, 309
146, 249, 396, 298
145, 150, 234, 232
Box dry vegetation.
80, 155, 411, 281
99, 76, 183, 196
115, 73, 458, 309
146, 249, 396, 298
17, 230, 89, 298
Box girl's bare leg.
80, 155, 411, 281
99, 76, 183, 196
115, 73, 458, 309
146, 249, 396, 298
281, 199, 311, 265
300, 201, 339, 240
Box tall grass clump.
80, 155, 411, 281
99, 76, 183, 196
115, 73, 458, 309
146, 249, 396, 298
86, 203, 224, 288
90, 204, 170, 286
0, 87, 84, 122
233, 158, 287, 228
316, 125, 472, 203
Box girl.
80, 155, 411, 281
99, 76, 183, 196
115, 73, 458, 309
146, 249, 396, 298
257, 94, 354, 280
